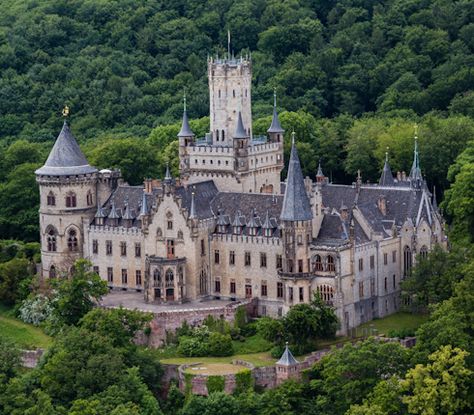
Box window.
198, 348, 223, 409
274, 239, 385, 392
393, 274, 396, 289
384, 277, 388, 292
314, 255, 323, 271
67, 229, 78, 252
287, 259, 294, 273
214, 250, 220, 264
49, 265, 56, 279
153, 269, 161, 286
215, 279, 221, 293
200, 239, 205, 256
298, 259, 303, 273
93, 266, 99, 275
277, 282, 283, 298
167, 220, 173, 230
106, 240, 112, 255
120, 241, 127, 256
47, 192, 56, 206
166, 269, 174, 287
276, 254, 282, 269
244, 251, 251, 266
299, 287, 304, 302
107, 267, 113, 283
327, 255, 335, 271
230, 279, 236, 294
47, 228, 57, 252
92, 239, 98, 254
420, 246, 428, 259
260, 252, 267, 268
136, 270, 142, 285
403, 246, 412, 276
370, 279, 375, 296
316, 285, 334, 304
384, 253, 388, 265
200, 270, 208, 295
359, 281, 364, 299
245, 282, 252, 298
65, 192, 77, 208
229, 251, 235, 265
121, 269, 128, 285
370, 255, 375, 269
297, 235, 302, 245
221, 130, 225, 140
392, 250, 397, 263
86, 191, 93, 206
135, 243, 141, 257
289, 287, 293, 302
166, 240, 175, 259
261, 281, 267, 297
358, 258, 363, 271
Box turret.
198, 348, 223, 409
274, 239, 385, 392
233, 112, 249, 172
379, 151, 395, 186
267, 90, 284, 143
35, 114, 98, 278
280, 133, 313, 276
409, 124, 423, 189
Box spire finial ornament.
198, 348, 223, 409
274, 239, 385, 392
183, 90, 187, 112
62, 105, 70, 118
385, 146, 389, 162
291, 130, 295, 145
273, 87, 277, 107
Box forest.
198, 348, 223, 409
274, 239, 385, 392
0, 0, 474, 413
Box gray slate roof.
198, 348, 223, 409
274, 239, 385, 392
280, 139, 313, 221
35, 121, 97, 176
379, 159, 395, 186
233, 112, 248, 139
277, 344, 299, 366
267, 106, 284, 133
177, 110, 194, 137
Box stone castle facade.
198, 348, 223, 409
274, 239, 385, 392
35, 56, 446, 334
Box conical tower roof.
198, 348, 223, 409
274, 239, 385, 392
277, 343, 299, 366
267, 90, 284, 133
139, 190, 149, 217
280, 134, 313, 221
95, 205, 107, 219
108, 200, 120, 220
188, 191, 197, 219
177, 95, 194, 137
233, 112, 248, 139
35, 121, 97, 176
379, 152, 395, 186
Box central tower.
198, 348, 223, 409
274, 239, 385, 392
208, 56, 252, 145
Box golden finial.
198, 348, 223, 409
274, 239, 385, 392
386, 146, 389, 162
62, 105, 70, 118
414, 123, 418, 139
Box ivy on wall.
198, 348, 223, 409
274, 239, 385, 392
206, 375, 225, 394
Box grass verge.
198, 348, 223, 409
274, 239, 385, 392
358, 311, 429, 336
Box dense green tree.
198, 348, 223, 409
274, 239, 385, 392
0, 258, 32, 306
0, 338, 21, 383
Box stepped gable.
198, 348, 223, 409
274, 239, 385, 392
35, 121, 97, 176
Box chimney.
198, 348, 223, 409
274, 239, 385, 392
144, 178, 152, 193
397, 171, 402, 181
401, 171, 406, 181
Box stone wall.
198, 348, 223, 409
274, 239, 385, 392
21, 349, 44, 368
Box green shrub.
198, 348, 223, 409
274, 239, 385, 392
270, 344, 285, 358
184, 372, 194, 397
234, 369, 254, 394
256, 317, 284, 343
234, 305, 247, 330
208, 332, 233, 357
387, 327, 416, 339
240, 320, 258, 337
206, 375, 225, 393
176, 320, 192, 339
178, 336, 210, 357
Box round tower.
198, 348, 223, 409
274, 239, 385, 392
35, 120, 98, 278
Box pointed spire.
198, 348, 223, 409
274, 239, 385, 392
432, 186, 438, 211
122, 198, 134, 220
189, 191, 196, 219
317, 159, 324, 178
277, 342, 299, 366
280, 134, 313, 221
233, 111, 248, 139
409, 124, 422, 183
267, 89, 284, 134
108, 199, 120, 220
95, 204, 107, 219
178, 92, 195, 138
379, 148, 395, 186
139, 190, 148, 217
35, 120, 97, 176
262, 210, 272, 229
164, 162, 172, 183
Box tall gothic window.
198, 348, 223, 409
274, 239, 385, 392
47, 191, 56, 206
327, 255, 335, 272
199, 269, 208, 295
65, 192, 77, 208
165, 269, 174, 287
420, 245, 429, 260
403, 246, 412, 276
67, 229, 78, 252
47, 229, 57, 252
314, 254, 323, 271
153, 269, 161, 286
86, 191, 93, 206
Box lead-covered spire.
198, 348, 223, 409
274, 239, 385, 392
234, 111, 248, 139
177, 93, 194, 138
409, 124, 422, 185
379, 150, 395, 186
280, 133, 312, 221
267, 89, 284, 134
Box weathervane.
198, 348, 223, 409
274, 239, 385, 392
62, 105, 70, 118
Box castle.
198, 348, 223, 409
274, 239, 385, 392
35, 55, 445, 334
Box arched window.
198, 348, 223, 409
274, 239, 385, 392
178, 266, 184, 283
233, 89, 235, 98
86, 191, 93, 206
403, 246, 412, 276
49, 265, 56, 279
65, 192, 77, 208
153, 269, 161, 286
47, 228, 57, 252
221, 130, 225, 141
327, 255, 335, 272
67, 229, 78, 252
165, 269, 174, 287
199, 269, 208, 295
316, 285, 334, 305
47, 192, 56, 206
420, 245, 428, 260
314, 254, 323, 271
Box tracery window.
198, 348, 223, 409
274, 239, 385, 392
153, 269, 161, 286
47, 228, 57, 252
67, 229, 78, 252
314, 254, 323, 271
403, 246, 412, 276
47, 191, 56, 206
316, 284, 334, 305
327, 255, 335, 272
420, 245, 428, 260
65, 192, 77, 208
165, 269, 174, 288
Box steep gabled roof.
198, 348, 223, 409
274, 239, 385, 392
379, 154, 395, 186
280, 135, 313, 221
233, 111, 248, 139
35, 121, 97, 176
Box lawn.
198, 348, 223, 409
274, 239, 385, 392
161, 352, 276, 367
0, 305, 52, 349
184, 363, 248, 375
358, 312, 429, 336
